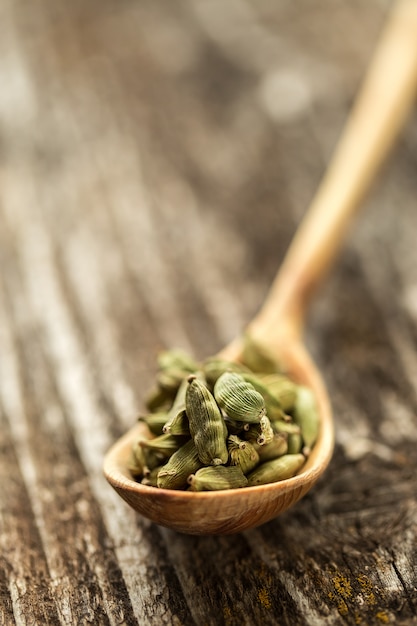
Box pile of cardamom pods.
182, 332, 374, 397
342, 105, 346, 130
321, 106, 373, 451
128, 339, 319, 491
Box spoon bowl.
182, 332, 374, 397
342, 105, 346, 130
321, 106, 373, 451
104, 340, 333, 534
103, 0, 417, 534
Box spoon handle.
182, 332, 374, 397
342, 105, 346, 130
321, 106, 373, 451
250, 0, 417, 344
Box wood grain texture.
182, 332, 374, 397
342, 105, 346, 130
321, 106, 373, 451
1, 0, 417, 624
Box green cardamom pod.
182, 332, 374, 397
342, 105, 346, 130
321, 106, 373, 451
202, 358, 249, 389
257, 415, 274, 445
241, 373, 288, 421
138, 412, 168, 436
243, 416, 274, 446
156, 368, 189, 395
127, 439, 146, 477
163, 378, 190, 434
141, 466, 162, 487
214, 372, 266, 423
227, 435, 259, 474
258, 374, 298, 413
243, 423, 263, 445
188, 465, 248, 491
186, 376, 228, 466
223, 417, 249, 436
272, 420, 301, 435
287, 432, 303, 455
164, 409, 190, 436
247, 454, 305, 486
157, 439, 203, 489
241, 333, 281, 373
293, 386, 320, 454
157, 348, 198, 374
144, 385, 172, 413
257, 433, 288, 462
139, 433, 189, 458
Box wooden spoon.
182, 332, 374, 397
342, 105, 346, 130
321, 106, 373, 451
103, 0, 417, 535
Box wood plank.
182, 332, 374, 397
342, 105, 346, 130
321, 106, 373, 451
0, 411, 61, 625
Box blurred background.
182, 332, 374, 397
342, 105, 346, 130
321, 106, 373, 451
1, 1, 417, 624
2, 1, 415, 419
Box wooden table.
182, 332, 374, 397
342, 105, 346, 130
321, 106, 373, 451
1, 1, 416, 624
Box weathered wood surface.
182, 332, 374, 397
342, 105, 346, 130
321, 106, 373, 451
1, 0, 417, 624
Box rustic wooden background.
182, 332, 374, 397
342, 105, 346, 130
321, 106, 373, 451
1, 0, 417, 624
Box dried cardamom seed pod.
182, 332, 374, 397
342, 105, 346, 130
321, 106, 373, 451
293, 386, 320, 455
186, 375, 228, 466
243, 423, 263, 445
139, 433, 189, 458
138, 412, 168, 436
157, 348, 198, 374
202, 358, 249, 389
227, 435, 259, 474
247, 454, 305, 486
163, 378, 189, 434
258, 374, 298, 413
142, 448, 168, 472
146, 350, 198, 413
243, 416, 274, 446
157, 439, 203, 489
241, 373, 288, 421
188, 465, 248, 491
272, 420, 301, 435
287, 432, 303, 455
256, 433, 288, 462
213, 372, 266, 423
141, 466, 162, 487
127, 439, 146, 477
144, 385, 172, 413
165, 409, 190, 436
156, 368, 189, 395
223, 417, 250, 436
241, 333, 281, 373
257, 415, 274, 445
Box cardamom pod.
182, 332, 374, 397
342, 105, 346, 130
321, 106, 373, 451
257, 415, 274, 445
241, 373, 288, 421
256, 433, 288, 462
144, 384, 172, 413
156, 368, 188, 395
188, 465, 248, 491
139, 433, 189, 458
164, 409, 190, 436
163, 378, 189, 434
186, 376, 228, 466
141, 466, 162, 487
272, 420, 301, 435
203, 358, 249, 389
287, 432, 303, 455
293, 386, 320, 454
258, 374, 298, 413
228, 435, 259, 474
223, 417, 249, 435
157, 348, 198, 374
157, 439, 203, 489
247, 453, 305, 486
241, 333, 281, 373
214, 372, 266, 423
138, 412, 168, 436
243, 416, 273, 446
127, 439, 146, 477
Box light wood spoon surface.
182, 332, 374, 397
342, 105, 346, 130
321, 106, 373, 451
103, 0, 417, 535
